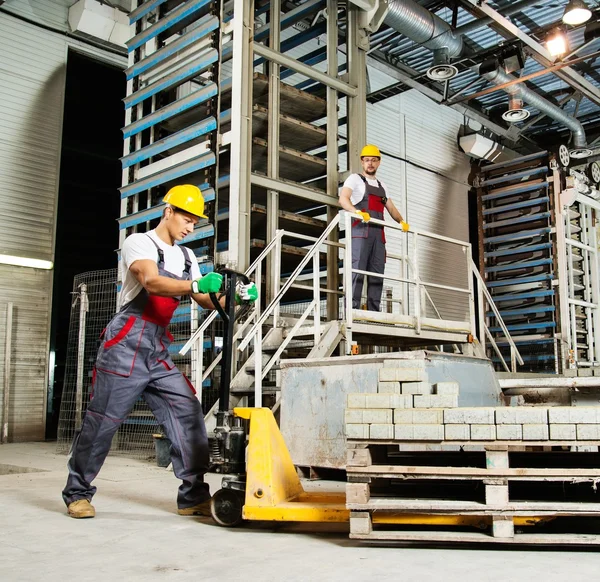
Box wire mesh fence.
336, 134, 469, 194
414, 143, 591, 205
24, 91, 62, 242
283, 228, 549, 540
56, 268, 213, 460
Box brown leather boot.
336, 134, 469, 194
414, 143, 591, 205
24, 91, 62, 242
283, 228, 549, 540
177, 499, 211, 516
67, 499, 96, 519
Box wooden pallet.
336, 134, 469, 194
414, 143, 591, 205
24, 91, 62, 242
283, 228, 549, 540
347, 441, 600, 544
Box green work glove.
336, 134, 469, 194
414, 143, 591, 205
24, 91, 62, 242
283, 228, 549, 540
235, 282, 259, 304
192, 272, 223, 294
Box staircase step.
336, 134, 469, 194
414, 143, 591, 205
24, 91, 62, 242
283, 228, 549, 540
481, 180, 548, 202
482, 196, 549, 216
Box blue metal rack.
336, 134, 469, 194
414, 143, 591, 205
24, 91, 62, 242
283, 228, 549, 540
477, 151, 560, 373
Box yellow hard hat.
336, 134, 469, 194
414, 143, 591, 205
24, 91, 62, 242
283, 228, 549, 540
163, 184, 207, 218
360, 144, 381, 158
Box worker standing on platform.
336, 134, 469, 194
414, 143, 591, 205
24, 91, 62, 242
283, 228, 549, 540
339, 144, 409, 311
62, 184, 258, 519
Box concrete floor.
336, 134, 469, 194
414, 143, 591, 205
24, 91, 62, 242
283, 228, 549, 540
1, 443, 600, 581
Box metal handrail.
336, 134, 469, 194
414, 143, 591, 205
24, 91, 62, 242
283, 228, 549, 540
470, 258, 524, 371
179, 230, 284, 356
238, 214, 341, 352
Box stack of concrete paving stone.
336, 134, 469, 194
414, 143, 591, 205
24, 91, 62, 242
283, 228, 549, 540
345, 364, 600, 443
345, 365, 459, 440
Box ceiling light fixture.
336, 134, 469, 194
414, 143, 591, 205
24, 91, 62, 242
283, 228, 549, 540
546, 28, 569, 57
502, 97, 530, 123
562, 0, 592, 26
0, 254, 54, 270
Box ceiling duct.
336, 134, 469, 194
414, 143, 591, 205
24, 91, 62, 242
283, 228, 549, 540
481, 67, 592, 158
384, 0, 463, 80
502, 96, 530, 123
460, 134, 519, 164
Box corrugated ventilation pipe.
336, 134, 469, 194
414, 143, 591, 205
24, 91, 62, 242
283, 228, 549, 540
482, 67, 591, 157
384, 0, 463, 80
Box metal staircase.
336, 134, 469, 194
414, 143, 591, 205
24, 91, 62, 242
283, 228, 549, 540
476, 151, 560, 373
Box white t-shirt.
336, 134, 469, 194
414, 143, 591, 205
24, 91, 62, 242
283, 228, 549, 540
342, 173, 389, 206
118, 229, 201, 309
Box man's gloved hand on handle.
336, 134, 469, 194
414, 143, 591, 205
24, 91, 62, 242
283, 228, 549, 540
355, 210, 371, 222
191, 272, 223, 294
400, 220, 410, 232
235, 281, 258, 304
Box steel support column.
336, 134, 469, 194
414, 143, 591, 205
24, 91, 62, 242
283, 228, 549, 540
327, 0, 340, 321
266, 0, 281, 303
346, 4, 367, 171
228, 0, 254, 270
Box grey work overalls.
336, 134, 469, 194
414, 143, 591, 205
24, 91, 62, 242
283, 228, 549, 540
351, 174, 387, 311
63, 236, 210, 509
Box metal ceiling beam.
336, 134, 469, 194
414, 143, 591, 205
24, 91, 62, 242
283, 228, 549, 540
465, 0, 600, 107
367, 53, 521, 141
447, 49, 600, 105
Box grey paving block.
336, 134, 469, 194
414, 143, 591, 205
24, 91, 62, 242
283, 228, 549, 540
470, 424, 497, 440
369, 424, 394, 440
394, 409, 444, 424
401, 381, 433, 395
496, 424, 523, 440
548, 407, 600, 424
344, 409, 364, 424
549, 424, 576, 440
347, 394, 366, 409
391, 394, 414, 409
496, 407, 548, 425
379, 368, 425, 382
434, 382, 459, 396
444, 408, 495, 424
345, 424, 369, 439
363, 409, 393, 424
522, 424, 550, 441
576, 424, 600, 440
378, 381, 401, 394
394, 424, 444, 441
413, 395, 458, 409
444, 424, 470, 440
365, 394, 392, 409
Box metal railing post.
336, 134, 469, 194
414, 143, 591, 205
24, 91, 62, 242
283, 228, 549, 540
344, 211, 354, 353
2, 302, 13, 444
74, 284, 89, 431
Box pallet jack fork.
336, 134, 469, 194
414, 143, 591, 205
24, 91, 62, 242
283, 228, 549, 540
207, 273, 545, 532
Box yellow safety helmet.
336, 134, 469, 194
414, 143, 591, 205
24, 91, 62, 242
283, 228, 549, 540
360, 144, 381, 158
163, 184, 207, 219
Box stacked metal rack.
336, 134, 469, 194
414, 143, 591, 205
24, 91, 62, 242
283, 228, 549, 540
476, 152, 561, 373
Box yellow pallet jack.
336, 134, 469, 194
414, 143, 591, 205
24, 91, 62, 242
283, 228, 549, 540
207, 273, 544, 531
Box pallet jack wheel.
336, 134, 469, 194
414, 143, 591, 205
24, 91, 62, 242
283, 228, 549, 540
210, 488, 245, 527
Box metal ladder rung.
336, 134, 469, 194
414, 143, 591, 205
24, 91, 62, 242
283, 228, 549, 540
484, 242, 552, 259
489, 321, 556, 332
129, 0, 169, 24
127, 0, 213, 52
124, 50, 218, 109
484, 227, 551, 244
488, 306, 555, 318
126, 14, 219, 81
484, 257, 553, 273
486, 273, 554, 287
120, 150, 216, 199
481, 180, 548, 202
482, 196, 549, 216
122, 82, 217, 139
483, 211, 551, 230
480, 166, 548, 188
122, 117, 217, 169
490, 289, 555, 302
480, 151, 548, 174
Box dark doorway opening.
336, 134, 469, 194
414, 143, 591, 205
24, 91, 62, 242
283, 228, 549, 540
47, 50, 125, 439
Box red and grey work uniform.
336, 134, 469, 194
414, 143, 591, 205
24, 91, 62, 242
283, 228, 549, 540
351, 174, 387, 311
62, 236, 209, 510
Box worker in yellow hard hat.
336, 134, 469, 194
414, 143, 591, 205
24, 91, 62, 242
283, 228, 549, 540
62, 184, 257, 520
339, 145, 409, 312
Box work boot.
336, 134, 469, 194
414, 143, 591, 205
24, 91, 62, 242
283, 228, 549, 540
177, 499, 212, 516
67, 499, 95, 519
